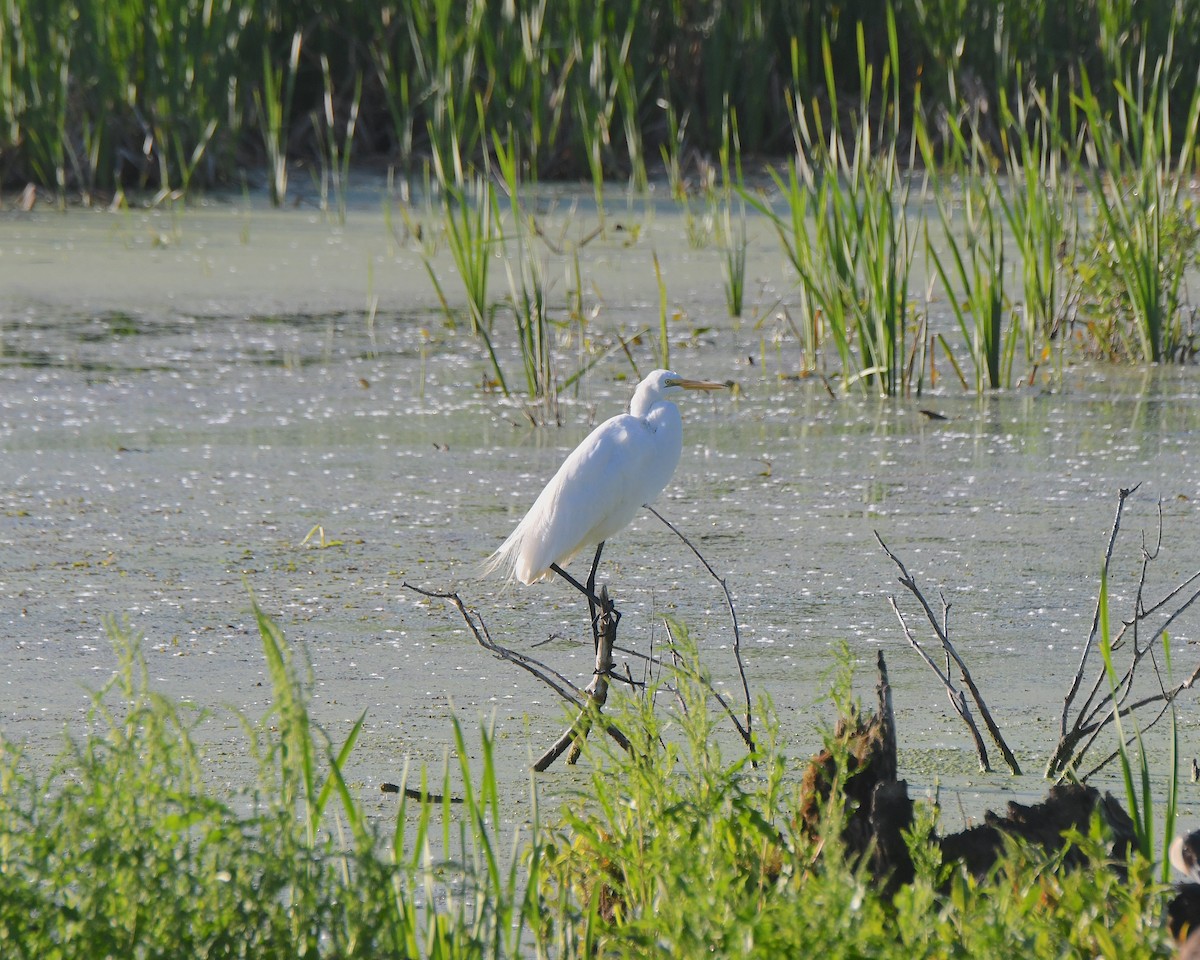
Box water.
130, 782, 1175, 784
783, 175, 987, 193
3, 191, 1199, 829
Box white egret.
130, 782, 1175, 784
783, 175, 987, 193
484, 369, 726, 602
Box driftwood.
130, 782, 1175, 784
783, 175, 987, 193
800, 651, 1135, 893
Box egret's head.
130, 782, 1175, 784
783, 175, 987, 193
662, 372, 727, 395
632, 369, 726, 415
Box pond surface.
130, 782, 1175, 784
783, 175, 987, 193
3, 188, 1200, 830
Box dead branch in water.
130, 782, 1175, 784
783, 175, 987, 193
1046, 488, 1200, 779
876, 531, 1022, 776
402, 582, 632, 771
534, 585, 631, 771
647, 504, 756, 756
403, 582, 584, 708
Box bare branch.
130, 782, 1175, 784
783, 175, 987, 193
876, 532, 1021, 775
403, 582, 585, 709
1060, 483, 1140, 735
647, 504, 756, 756
887, 594, 992, 772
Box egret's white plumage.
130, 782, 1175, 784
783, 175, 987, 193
485, 369, 725, 585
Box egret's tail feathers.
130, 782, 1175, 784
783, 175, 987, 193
478, 544, 516, 582
479, 528, 554, 586
479, 526, 535, 584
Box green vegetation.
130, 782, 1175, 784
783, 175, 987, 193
4, 0, 1200, 395
3, 0, 1199, 197
0, 609, 1182, 958
0, 607, 539, 958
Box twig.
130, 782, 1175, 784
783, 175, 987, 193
1059, 483, 1140, 735
404, 582, 631, 771
886, 595, 992, 772
403, 582, 584, 708
647, 504, 756, 757
876, 531, 1021, 775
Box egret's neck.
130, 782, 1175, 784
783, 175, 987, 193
630, 383, 664, 419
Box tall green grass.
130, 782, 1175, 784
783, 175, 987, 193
0, 605, 1183, 956
750, 15, 916, 397
4, 0, 1200, 198
0, 606, 539, 958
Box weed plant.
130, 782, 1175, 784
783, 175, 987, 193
0, 606, 1184, 957
4, 1, 1200, 198
538, 637, 1177, 958
0, 606, 538, 959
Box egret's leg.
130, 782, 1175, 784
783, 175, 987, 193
548, 562, 603, 608
585, 542, 605, 645
549, 542, 615, 651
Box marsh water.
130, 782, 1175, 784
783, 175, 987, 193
3, 186, 1200, 830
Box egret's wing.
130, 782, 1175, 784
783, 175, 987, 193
496, 414, 660, 583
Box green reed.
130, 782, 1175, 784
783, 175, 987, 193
1073, 45, 1200, 363
4, 0, 1200, 200
426, 176, 506, 392
926, 180, 1010, 391
753, 14, 915, 397
256, 31, 302, 207
918, 113, 1013, 392
494, 133, 556, 408
720, 201, 748, 319
718, 111, 748, 319
996, 80, 1080, 365
0, 606, 541, 958
314, 55, 362, 224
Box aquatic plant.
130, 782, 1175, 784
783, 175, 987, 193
1072, 43, 1200, 363
720, 200, 748, 319
5, 0, 1200, 198
1097, 566, 1180, 882
494, 134, 557, 410
256, 31, 303, 208
996, 80, 1080, 368
752, 15, 916, 397
924, 168, 1011, 391
313, 54, 362, 224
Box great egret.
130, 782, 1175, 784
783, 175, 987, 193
484, 369, 726, 601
